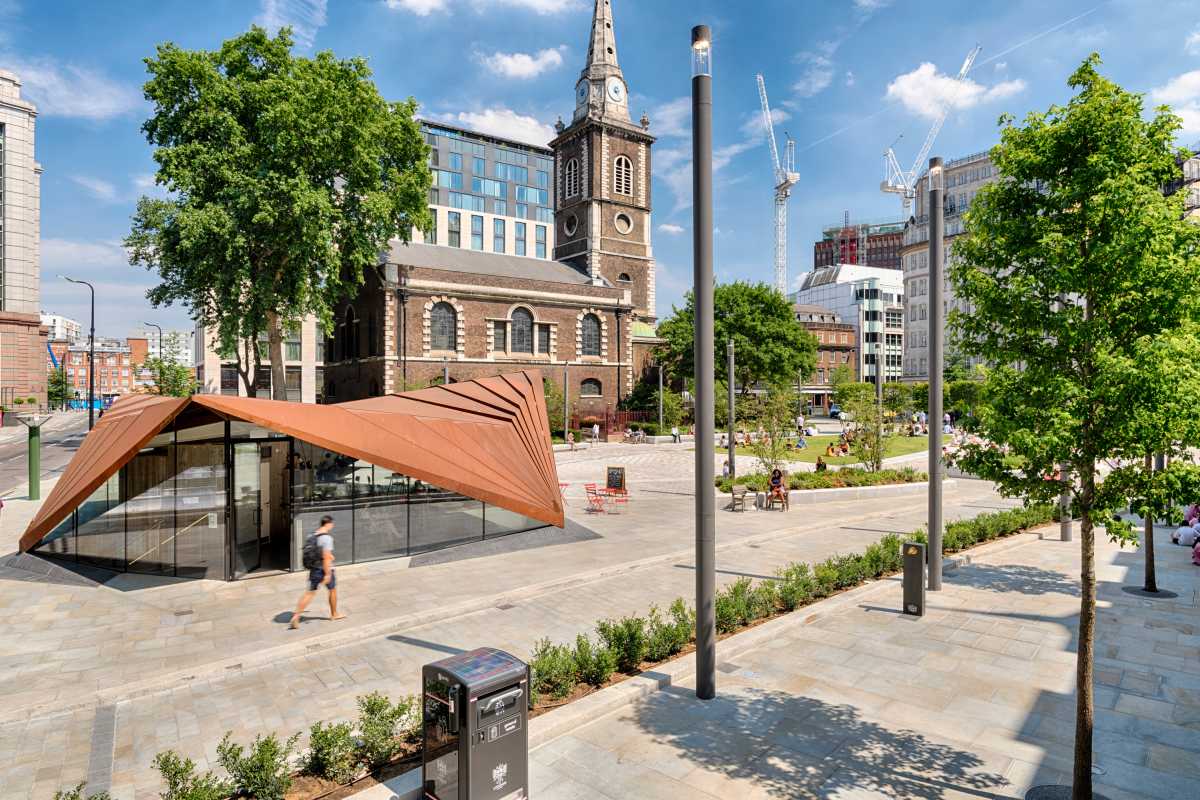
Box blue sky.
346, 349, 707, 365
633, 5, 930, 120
3, 0, 1199, 334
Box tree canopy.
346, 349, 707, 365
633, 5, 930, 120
949, 54, 1200, 797
126, 26, 431, 398
656, 282, 817, 394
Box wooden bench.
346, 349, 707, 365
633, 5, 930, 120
730, 484, 748, 512
766, 488, 789, 512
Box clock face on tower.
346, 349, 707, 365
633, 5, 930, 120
576, 80, 589, 106
606, 78, 626, 103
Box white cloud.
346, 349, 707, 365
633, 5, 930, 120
431, 107, 555, 146
477, 47, 565, 79
845, 71, 856, 88
1151, 70, 1200, 139
649, 96, 691, 139
739, 107, 789, 140
993, 61, 1008, 72
2, 57, 140, 120
1187, 28, 1200, 56
657, 223, 684, 235
42, 238, 129, 270
886, 62, 1026, 120
853, 0, 891, 9
793, 53, 834, 98
384, 0, 449, 14
70, 175, 118, 202
255, 0, 327, 48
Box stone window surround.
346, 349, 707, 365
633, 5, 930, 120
487, 303, 557, 360
575, 307, 609, 361
422, 295, 466, 360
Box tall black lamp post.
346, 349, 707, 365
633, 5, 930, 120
927, 157, 945, 590
62, 275, 95, 430
691, 23, 716, 701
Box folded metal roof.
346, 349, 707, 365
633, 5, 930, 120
19, 370, 563, 553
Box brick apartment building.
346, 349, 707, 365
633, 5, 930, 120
794, 304, 856, 413
49, 337, 150, 404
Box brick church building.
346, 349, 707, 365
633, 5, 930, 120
325, 0, 660, 419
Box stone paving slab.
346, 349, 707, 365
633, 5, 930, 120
519, 525, 1200, 800
0, 444, 1014, 799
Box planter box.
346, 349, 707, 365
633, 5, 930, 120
752, 479, 956, 509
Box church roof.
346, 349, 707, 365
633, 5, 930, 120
385, 241, 595, 287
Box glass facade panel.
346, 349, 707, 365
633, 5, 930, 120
408, 481, 483, 554
174, 442, 227, 579
353, 464, 410, 561
484, 506, 543, 539
285, 366, 301, 402
124, 438, 176, 575
291, 439, 354, 558
75, 474, 123, 569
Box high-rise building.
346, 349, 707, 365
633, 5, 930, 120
814, 217, 904, 271
900, 150, 997, 382
789, 264, 904, 386
418, 121, 556, 259
0, 70, 46, 407
40, 313, 81, 343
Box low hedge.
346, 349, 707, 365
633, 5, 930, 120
716, 466, 926, 494
530, 503, 1055, 704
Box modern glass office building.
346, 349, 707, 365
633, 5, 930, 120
22, 373, 564, 581
418, 120, 555, 260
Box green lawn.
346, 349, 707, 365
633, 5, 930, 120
730, 434, 950, 465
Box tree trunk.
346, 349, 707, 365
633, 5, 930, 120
234, 337, 256, 397
266, 311, 287, 401
1144, 452, 1158, 593
1073, 465, 1096, 800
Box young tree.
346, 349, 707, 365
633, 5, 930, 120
747, 388, 798, 475
126, 27, 431, 399
47, 367, 70, 410
842, 390, 888, 471
141, 357, 197, 398
656, 282, 817, 394
950, 55, 1200, 798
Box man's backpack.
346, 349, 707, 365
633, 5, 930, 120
302, 534, 322, 570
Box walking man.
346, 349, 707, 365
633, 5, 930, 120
591, 422, 600, 445
671, 424, 680, 444
290, 515, 345, 629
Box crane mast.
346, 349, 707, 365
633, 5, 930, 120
757, 73, 799, 295
881, 45, 981, 214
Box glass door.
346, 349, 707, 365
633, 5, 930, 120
232, 442, 262, 577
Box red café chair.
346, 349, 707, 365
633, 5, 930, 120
584, 483, 607, 513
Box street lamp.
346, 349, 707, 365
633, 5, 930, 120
926, 157, 945, 591
657, 363, 664, 432
563, 362, 570, 440
61, 275, 95, 430
442, 355, 449, 385
143, 321, 163, 360
691, 23, 717, 701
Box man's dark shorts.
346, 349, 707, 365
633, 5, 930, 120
307, 568, 336, 591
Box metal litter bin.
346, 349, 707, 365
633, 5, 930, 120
422, 647, 529, 800
903, 541, 926, 617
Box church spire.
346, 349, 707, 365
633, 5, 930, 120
582, 0, 623, 82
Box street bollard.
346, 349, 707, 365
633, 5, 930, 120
902, 541, 926, 617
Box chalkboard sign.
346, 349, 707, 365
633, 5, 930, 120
606, 466, 626, 492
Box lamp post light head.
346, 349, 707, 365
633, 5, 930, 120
928, 156, 944, 192
691, 25, 712, 77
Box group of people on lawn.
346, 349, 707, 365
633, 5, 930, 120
1172, 503, 1200, 566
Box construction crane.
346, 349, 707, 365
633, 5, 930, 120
881, 45, 981, 215
756, 73, 799, 295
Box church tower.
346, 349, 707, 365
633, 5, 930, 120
551, 0, 656, 324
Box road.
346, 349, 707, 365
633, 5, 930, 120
0, 412, 89, 498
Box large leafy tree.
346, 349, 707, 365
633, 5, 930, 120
950, 55, 1200, 798
657, 282, 816, 395
126, 27, 431, 399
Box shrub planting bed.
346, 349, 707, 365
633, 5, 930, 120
54, 504, 1055, 800
716, 466, 926, 494
526, 504, 1055, 712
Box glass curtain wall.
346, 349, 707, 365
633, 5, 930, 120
290, 437, 543, 562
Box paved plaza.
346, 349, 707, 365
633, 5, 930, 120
527, 526, 1200, 800
1, 442, 1196, 798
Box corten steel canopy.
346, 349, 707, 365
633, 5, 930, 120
20, 370, 563, 553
